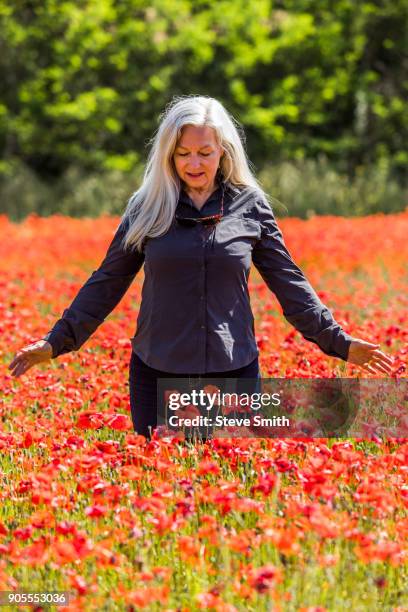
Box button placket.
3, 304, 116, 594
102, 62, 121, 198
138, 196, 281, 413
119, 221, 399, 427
189, 225, 204, 373
200, 227, 208, 372
200, 259, 206, 332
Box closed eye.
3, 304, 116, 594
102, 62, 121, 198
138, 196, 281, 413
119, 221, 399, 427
176, 152, 211, 157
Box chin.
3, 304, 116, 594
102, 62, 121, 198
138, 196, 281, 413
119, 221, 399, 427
184, 175, 208, 188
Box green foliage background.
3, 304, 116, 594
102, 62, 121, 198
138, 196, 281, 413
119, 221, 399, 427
0, 0, 407, 218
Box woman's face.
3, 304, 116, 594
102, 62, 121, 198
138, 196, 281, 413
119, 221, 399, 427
173, 125, 224, 191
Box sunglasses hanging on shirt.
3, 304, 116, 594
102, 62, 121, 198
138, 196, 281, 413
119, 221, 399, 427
176, 184, 225, 227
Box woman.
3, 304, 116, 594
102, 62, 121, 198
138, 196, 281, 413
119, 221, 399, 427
8, 95, 393, 438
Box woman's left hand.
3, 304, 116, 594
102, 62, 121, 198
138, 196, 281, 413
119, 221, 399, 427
347, 338, 394, 375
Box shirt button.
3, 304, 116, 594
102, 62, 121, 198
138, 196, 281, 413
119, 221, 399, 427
201, 325, 205, 329
200, 295, 204, 300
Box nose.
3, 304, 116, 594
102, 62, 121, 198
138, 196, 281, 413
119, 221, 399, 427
187, 155, 201, 168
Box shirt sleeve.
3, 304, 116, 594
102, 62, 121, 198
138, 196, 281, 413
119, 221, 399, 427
251, 196, 352, 361
42, 219, 145, 359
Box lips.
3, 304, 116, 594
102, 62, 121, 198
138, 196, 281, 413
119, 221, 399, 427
186, 172, 204, 178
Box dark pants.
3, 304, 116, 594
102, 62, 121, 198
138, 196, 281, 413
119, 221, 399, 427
129, 351, 260, 438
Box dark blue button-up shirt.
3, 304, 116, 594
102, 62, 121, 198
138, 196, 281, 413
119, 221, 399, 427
43, 181, 352, 372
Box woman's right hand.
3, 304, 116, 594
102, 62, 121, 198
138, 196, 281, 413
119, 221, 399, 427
8, 340, 53, 378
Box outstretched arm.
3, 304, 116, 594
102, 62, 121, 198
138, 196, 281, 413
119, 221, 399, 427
43, 218, 144, 359
251, 197, 393, 374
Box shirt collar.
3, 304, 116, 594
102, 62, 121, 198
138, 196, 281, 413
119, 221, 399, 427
178, 180, 241, 209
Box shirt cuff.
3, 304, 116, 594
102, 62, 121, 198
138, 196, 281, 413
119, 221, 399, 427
284, 306, 353, 361
42, 331, 72, 360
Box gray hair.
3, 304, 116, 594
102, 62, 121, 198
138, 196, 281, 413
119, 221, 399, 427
120, 95, 268, 252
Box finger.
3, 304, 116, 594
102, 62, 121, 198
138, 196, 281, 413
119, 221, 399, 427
376, 358, 394, 373
8, 358, 23, 375
361, 364, 378, 375
371, 355, 394, 371
16, 358, 32, 376
12, 363, 26, 378
8, 352, 24, 369
366, 365, 378, 375
371, 350, 394, 365
375, 364, 393, 375
371, 362, 392, 375
362, 341, 381, 349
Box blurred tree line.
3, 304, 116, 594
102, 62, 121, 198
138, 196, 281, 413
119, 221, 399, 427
0, 0, 407, 219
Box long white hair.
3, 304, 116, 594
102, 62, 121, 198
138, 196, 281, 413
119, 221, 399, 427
120, 95, 268, 253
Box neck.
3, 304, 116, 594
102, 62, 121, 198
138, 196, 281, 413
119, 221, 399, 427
185, 179, 219, 198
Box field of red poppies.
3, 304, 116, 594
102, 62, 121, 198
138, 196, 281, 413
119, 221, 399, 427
1, 211, 407, 611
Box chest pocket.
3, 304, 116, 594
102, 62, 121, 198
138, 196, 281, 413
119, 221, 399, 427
213, 215, 261, 256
